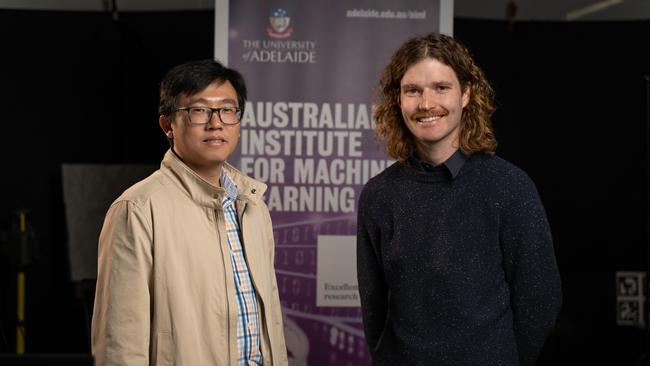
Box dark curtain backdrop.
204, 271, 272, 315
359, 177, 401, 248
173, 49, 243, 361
0, 10, 647, 365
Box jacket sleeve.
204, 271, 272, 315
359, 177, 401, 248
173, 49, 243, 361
500, 176, 562, 366
356, 186, 389, 354
92, 200, 153, 366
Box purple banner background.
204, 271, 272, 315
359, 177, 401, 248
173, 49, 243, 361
227, 2, 442, 365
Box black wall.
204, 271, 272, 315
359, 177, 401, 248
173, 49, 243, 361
455, 19, 650, 365
0, 9, 214, 354
0, 10, 647, 365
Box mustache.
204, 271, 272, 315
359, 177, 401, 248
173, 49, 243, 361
411, 108, 448, 119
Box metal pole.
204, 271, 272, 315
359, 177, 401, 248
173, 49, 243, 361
16, 211, 26, 354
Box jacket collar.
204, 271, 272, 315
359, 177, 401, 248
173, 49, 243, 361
160, 149, 267, 208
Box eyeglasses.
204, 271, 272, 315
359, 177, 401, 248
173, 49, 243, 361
174, 106, 242, 125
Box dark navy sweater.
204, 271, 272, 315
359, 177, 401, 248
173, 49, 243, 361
356, 153, 562, 366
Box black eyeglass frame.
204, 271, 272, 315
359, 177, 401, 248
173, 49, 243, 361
173, 106, 242, 125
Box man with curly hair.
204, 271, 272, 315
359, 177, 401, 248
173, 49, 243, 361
356, 33, 562, 365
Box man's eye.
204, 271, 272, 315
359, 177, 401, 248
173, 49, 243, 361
190, 107, 208, 114
404, 89, 420, 96
220, 107, 236, 114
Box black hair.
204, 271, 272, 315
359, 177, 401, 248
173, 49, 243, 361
158, 59, 247, 116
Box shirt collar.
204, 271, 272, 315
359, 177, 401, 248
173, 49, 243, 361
408, 149, 468, 179
220, 169, 238, 205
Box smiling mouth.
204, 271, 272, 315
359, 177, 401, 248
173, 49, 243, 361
415, 115, 444, 123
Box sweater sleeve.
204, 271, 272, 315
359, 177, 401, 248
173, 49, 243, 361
356, 185, 390, 354
500, 175, 562, 366
92, 200, 153, 366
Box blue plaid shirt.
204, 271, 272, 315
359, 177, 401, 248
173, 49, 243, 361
221, 171, 263, 365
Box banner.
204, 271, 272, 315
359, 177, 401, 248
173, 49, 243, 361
216, 1, 452, 364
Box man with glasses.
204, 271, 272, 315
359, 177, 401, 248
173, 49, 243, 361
92, 59, 288, 366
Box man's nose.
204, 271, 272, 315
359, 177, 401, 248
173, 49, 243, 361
418, 89, 436, 110
206, 111, 224, 129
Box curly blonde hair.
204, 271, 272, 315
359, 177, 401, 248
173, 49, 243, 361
373, 33, 497, 161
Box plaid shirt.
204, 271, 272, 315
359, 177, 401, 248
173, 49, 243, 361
221, 171, 263, 365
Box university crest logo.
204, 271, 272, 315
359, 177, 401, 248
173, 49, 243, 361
267, 8, 293, 39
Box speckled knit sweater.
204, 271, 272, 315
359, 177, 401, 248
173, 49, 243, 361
356, 153, 562, 366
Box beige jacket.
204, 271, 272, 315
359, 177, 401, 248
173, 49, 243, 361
92, 150, 288, 366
